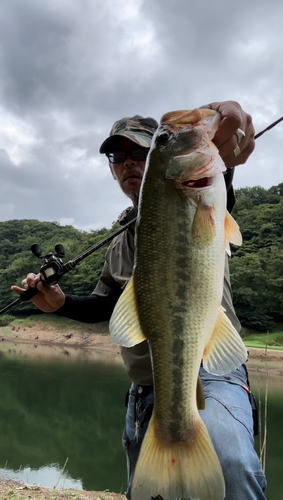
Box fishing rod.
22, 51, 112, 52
0, 216, 137, 315
0, 115, 282, 315
254, 116, 283, 139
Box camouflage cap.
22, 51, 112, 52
99, 115, 158, 154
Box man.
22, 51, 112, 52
12, 101, 267, 499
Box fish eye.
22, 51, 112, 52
159, 131, 171, 141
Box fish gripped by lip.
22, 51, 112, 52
110, 108, 247, 500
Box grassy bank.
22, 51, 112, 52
0, 313, 110, 336
242, 324, 283, 350
1, 314, 283, 352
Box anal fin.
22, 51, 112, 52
192, 201, 216, 247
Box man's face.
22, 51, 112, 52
107, 138, 148, 206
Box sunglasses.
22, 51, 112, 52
107, 148, 149, 164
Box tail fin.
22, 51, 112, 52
132, 413, 225, 500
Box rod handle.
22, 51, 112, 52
19, 287, 40, 302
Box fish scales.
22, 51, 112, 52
110, 108, 247, 500
135, 153, 226, 442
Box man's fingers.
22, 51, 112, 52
218, 123, 255, 168
223, 137, 255, 168
11, 286, 25, 295
21, 273, 41, 289
213, 113, 242, 147
201, 101, 255, 168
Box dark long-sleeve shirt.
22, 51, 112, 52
56, 169, 241, 385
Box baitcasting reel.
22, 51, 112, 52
30, 243, 66, 286
0, 216, 137, 315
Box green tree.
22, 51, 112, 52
0, 219, 120, 313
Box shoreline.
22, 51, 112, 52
0, 323, 283, 374
0, 477, 126, 500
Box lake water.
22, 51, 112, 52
0, 341, 282, 499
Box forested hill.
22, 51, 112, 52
0, 183, 283, 330
229, 183, 283, 330
0, 218, 120, 315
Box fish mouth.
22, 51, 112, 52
182, 177, 212, 189
161, 109, 205, 128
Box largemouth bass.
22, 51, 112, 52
110, 109, 247, 500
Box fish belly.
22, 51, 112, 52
132, 179, 226, 500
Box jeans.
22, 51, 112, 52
122, 365, 267, 500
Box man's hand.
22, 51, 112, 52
11, 273, 66, 313
200, 101, 255, 168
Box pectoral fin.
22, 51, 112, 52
225, 210, 242, 256
203, 307, 247, 375
192, 201, 216, 247
109, 276, 146, 347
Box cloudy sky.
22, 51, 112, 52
0, 0, 282, 231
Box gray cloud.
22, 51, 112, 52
0, 0, 282, 230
